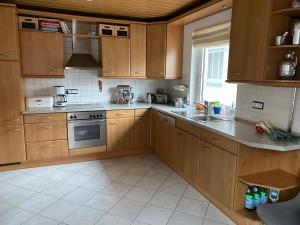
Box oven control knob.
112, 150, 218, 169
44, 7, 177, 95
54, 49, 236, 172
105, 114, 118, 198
93, 115, 96, 118
96, 114, 100, 117
70, 116, 73, 119
74, 115, 77, 119
89, 115, 93, 118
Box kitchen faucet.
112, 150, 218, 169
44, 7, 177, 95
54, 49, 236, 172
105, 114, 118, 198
199, 101, 209, 116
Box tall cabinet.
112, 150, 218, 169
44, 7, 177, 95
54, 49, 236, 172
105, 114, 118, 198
0, 4, 26, 164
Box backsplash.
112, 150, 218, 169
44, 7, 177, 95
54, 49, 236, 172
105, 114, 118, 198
24, 69, 169, 104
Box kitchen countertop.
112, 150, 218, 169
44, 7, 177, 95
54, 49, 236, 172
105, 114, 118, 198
23, 102, 300, 152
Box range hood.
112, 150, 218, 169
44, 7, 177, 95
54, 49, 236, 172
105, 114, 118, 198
65, 22, 100, 69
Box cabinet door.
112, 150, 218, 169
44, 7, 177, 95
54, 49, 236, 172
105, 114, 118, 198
198, 141, 236, 209
0, 61, 24, 125
101, 37, 130, 77
0, 5, 19, 61
173, 128, 185, 172
131, 24, 146, 77
20, 30, 64, 77
134, 116, 150, 149
228, 0, 271, 81
0, 125, 26, 164
107, 117, 134, 151
146, 24, 166, 78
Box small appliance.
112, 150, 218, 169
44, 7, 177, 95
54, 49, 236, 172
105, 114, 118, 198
53, 86, 67, 107
116, 85, 135, 104
114, 26, 129, 37
99, 24, 115, 36
18, 16, 39, 30
26, 96, 53, 108
279, 51, 298, 79
151, 89, 168, 104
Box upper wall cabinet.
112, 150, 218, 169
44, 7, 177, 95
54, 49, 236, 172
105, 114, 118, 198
20, 30, 64, 77
99, 36, 130, 77
130, 24, 146, 78
228, 0, 271, 82
0, 5, 19, 61
147, 24, 183, 79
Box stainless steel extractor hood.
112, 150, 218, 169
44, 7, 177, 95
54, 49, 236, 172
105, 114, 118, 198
65, 21, 99, 69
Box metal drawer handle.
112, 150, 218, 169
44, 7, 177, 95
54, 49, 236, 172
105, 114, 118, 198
109, 122, 119, 125
0, 53, 14, 57
6, 118, 20, 122
8, 128, 21, 132
135, 72, 143, 74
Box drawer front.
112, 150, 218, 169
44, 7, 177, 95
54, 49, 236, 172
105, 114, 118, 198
201, 129, 238, 155
26, 140, 68, 161
135, 109, 149, 117
175, 119, 201, 139
24, 113, 66, 124
106, 110, 134, 119
25, 122, 67, 142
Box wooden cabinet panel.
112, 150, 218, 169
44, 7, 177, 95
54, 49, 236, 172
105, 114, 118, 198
175, 119, 201, 139
107, 117, 135, 151
228, 0, 271, 81
0, 125, 26, 164
106, 110, 134, 119
100, 37, 130, 77
134, 116, 150, 149
24, 122, 67, 142
0, 5, 19, 61
198, 140, 237, 209
173, 128, 185, 172
130, 24, 146, 77
0, 61, 24, 126
26, 140, 68, 161
146, 24, 166, 78
20, 30, 64, 77
135, 109, 149, 117
24, 113, 66, 124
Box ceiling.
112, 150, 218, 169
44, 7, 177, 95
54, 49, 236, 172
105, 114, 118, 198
10, 0, 211, 21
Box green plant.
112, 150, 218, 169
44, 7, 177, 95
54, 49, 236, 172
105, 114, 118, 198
211, 101, 222, 107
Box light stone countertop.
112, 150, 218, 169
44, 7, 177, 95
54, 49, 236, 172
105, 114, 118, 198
23, 102, 300, 152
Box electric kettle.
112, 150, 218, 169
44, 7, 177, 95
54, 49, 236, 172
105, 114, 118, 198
279, 51, 298, 80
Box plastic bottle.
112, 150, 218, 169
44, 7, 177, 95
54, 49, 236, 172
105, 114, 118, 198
260, 188, 268, 205
245, 187, 255, 211
253, 186, 261, 208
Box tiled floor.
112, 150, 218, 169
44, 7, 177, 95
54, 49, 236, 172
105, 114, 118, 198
0, 154, 236, 225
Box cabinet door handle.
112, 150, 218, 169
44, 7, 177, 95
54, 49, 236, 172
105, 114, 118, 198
109, 122, 119, 125
39, 126, 53, 129
8, 128, 22, 132
229, 72, 241, 75
134, 72, 143, 74
115, 113, 126, 116
6, 118, 20, 122
0, 53, 14, 57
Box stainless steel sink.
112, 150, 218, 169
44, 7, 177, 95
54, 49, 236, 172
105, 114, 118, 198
191, 115, 224, 122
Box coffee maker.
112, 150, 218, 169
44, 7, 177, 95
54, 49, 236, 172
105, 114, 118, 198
116, 85, 134, 104
53, 86, 67, 107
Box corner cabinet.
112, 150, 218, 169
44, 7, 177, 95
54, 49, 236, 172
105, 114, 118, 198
0, 5, 19, 61
146, 24, 183, 79
19, 30, 64, 77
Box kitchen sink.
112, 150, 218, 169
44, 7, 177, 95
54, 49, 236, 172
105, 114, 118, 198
191, 115, 224, 122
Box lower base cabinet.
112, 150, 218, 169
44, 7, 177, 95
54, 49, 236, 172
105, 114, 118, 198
198, 140, 237, 209
0, 125, 26, 164
134, 116, 150, 149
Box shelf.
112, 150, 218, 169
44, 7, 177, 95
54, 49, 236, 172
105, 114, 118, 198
239, 169, 300, 190
273, 8, 300, 16
269, 45, 300, 49
236, 209, 261, 222
64, 34, 100, 39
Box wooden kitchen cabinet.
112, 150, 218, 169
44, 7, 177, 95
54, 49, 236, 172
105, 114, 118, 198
0, 4, 19, 61
146, 24, 183, 79
0, 61, 24, 125
100, 36, 130, 77
130, 24, 146, 77
106, 117, 135, 151
20, 30, 64, 77
134, 115, 150, 150
0, 125, 26, 164
198, 140, 237, 209
227, 0, 271, 81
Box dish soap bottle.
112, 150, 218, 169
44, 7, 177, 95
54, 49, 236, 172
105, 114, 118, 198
253, 186, 261, 208
245, 187, 255, 211
260, 188, 268, 205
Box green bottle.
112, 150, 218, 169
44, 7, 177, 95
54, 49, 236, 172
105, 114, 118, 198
260, 188, 268, 205
245, 187, 255, 211
253, 186, 261, 208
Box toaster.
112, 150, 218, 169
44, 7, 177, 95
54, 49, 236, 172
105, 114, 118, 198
26, 96, 54, 108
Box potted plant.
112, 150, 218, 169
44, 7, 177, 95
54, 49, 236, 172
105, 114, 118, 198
211, 101, 222, 114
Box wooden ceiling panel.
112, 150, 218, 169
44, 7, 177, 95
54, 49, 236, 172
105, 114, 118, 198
10, 0, 211, 20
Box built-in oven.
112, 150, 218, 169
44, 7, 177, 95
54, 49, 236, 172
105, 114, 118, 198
67, 111, 106, 150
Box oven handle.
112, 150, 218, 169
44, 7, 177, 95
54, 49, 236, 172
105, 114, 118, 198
68, 119, 106, 123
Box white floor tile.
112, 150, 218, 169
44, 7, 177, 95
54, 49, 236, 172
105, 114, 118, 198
115, 172, 143, 185
95, 213, 131, 225
63, 206, 105, 225
63, 174, 92, 186
101, 182, 133, 197
62, 187, 98, 205
183, 186, 209, 202
0, 188, 37, 206
131, 221, 150, 225
77, 166, 107, 176
109, 163, 133, 172
18, 193, 56, 213
167, 211, 204, 225
136, 159, 158, 168
136, 177, 165, 191
125, 187, 155, 203
0, 183, 19, 197
146, 169, 171, 180
159, 181, 187, 196
6, 173, 39, 187
40, 199, 80, 221
22, 215, 59, 225
24, 177, 58, 192
79, 177, 111, 192
26, 166, 57, 177
43, 182, 76, 198
0, 207, 34, 225
126, 165, 151, 176
0, 202, 13, 215
0, 170, 23, 182
150, 192, 181, 210
205, 203, 234, 225
137, 205, 173, 225
45, 170, 73, 181
167, 173, 188, 185
85, 193, 121, 212
203, 219, 228, 225
61, 163, 89, 172
176, 197, 208, 218
94, 169, 124, 181
109, 198, 145, 220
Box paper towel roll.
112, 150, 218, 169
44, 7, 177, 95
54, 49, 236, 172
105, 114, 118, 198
173, 85, 186, 92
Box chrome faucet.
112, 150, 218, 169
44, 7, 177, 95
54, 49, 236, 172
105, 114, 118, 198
199, 101, 209, 116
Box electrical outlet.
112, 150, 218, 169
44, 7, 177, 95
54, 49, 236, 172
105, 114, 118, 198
252, 101, 264, 110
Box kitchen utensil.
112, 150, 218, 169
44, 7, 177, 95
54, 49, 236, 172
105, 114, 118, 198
116, 85, 134, 104
293, 22, 300, 45
292, 0, 300, 8
53, 86, 67, 107
279, 51, 298, 79
274, 32, 288, 46
26, 96, 53, 108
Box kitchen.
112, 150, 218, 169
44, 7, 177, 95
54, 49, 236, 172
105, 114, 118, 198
0, 0, 300, 225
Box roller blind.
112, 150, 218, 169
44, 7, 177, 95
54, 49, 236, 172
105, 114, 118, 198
192, 22, 231, 47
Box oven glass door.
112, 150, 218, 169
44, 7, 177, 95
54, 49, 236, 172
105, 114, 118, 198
68, 119, 106, 150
